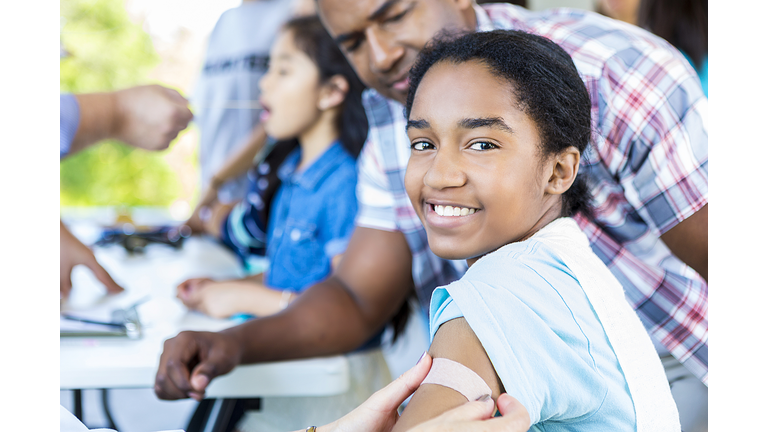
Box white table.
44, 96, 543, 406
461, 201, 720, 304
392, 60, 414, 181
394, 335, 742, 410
60, 219, 350, 430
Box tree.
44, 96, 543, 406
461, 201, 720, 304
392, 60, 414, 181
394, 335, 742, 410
60, 0, 182, 207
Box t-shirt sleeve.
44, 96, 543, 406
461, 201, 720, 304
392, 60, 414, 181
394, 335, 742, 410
598, 49, 708, 234
430, 262, 608, 425
60, 94, 79, 159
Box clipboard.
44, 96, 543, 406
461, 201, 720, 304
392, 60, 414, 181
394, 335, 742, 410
60, 302, 143, 339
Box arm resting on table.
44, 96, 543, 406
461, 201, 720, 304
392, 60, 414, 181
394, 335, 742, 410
155, 226, 415, 400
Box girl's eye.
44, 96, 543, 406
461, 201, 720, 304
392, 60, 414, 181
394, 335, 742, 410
411, 141, 435, 151
469, 141, 498, 151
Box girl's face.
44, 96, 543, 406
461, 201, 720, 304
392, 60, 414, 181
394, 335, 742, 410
404, 60, 562, 265
259, 30, 324, 140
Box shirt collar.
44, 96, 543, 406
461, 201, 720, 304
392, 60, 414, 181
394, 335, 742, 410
473, 3, 495, 33
277, 141, 349, 191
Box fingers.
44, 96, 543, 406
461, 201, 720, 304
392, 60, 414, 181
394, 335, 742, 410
495, 394, 530, 426
60, 270, 73, 299
154, 332, 198, 400
367, 352, 433, 413
430, 397, 496, 423
86, 260, 124, 294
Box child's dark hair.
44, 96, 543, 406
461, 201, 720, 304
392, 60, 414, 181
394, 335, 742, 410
405, 30, 593, 218
284, 14, 368, 158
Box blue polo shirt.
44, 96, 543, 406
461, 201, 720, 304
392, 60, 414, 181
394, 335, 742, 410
264, 141, 358, 292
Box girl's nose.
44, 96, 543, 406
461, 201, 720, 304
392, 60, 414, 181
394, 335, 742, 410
423, 150, 467, 190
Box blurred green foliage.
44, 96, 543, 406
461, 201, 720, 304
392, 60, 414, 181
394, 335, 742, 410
60, 0, 182, 207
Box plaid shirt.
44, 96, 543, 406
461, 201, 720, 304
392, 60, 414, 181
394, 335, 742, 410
355, 4, 708, 384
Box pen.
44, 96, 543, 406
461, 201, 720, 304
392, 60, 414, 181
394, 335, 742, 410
61, 314, 126, 328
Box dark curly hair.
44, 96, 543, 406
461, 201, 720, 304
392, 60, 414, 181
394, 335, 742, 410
404, 30, 593, 218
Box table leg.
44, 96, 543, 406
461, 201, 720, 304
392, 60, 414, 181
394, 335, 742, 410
73, 389, 83, 421
211, 398, 261, 432
101, 389, 118, 430
185, 399, 215, 432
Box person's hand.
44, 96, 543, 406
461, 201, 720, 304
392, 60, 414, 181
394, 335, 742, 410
319, 352, 433, 432
406, 393, 530, 432
113, 84, 193, 151
186, 183, 220, 234
60, 221, 123, 298
177, 278, 254, 319
315, 352, 529, 432
154, 330, 242, 400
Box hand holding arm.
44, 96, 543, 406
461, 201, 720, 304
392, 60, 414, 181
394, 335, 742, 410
303, 353, 528, 432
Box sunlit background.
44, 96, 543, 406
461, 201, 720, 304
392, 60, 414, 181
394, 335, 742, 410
60, 0, 240, 220
59, 0, 597, 221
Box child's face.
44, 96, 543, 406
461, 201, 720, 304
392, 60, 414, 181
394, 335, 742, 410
405, 60, 560, 264
259, 30, 324, 140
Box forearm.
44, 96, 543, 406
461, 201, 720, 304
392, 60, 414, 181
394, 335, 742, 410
218, 279, 290, 317
222, 227, 415, 363
210, 124, 267, 188
70, 92, 118, 154
223, 276, 382, 362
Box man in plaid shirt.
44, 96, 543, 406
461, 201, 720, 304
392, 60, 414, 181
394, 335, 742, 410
156, 1, 707, 429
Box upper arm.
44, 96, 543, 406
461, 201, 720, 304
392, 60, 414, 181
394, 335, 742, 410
393, 318, 507, 432
660, 203, 707, 281
332, 226, 414, 334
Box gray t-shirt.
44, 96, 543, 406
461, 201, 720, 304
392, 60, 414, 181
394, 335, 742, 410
193, 0, 293, 202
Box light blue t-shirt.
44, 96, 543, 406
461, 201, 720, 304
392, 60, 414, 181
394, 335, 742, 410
430, 238, 636, 431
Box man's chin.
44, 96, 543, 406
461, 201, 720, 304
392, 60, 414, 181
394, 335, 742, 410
376, 86, 408, 105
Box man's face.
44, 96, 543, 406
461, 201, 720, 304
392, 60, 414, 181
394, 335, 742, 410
318, 0, 475, 104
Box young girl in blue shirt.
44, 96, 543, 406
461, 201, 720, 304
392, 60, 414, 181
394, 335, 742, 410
176, 16, 394, 431
393, 30, 680, 431
177, 15, 368, 319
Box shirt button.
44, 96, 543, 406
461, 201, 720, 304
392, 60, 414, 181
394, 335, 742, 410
290, 229, 301, 241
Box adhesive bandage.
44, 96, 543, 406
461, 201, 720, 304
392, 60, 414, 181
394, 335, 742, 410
420, 357, 493, 402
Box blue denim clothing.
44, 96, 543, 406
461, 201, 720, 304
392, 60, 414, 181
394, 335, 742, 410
265, 141, 358, 292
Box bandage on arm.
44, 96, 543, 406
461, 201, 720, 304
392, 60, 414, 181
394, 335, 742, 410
421, 357, 493, 402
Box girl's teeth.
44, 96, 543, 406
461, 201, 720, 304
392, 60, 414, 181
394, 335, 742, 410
433, 205, 476, 217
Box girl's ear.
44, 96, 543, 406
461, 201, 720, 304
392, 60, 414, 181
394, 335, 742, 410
545, 146, 580, 196
318, 75, 349, 111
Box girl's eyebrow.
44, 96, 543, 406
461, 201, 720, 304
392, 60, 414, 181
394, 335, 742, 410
406, 119, 430, 131
459, 117, 514, 133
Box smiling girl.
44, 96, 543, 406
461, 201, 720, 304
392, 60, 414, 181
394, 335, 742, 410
394, 30, 680, 431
